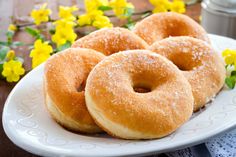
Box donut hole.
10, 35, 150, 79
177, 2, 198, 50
170, 53, 202, 71
76, 81, 86, 92
132, 78, 154, 93
133, 84, 152, 93
172, 60, 194, 71
131, 71, 167, 93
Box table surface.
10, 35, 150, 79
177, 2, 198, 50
0, 2, 201, 156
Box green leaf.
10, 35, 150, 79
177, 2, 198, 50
49, 29, 55, 35
231, 71, 236, 76
25, 27, 39, 37
56, 41, 71, 52
124, 17, 135, 30
11, 41, 24, 47
36, 34, 45, 40
6, 31, 14, 45
141, 12, 151, 18
124, 22, 135, 30
0, 62, 3, 76
98, 5, 113, 11
225, 76, 236, 89
0, 46, 10, 61
6, 31, 14, 39
25, 27, 45, 40
123, 7, 134, 17
0, 41, 8, 46
225, 64, 229, 69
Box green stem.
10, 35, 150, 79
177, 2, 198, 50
16, 19, 55, 28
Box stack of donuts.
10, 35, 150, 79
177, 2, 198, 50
44, 12, 225, 139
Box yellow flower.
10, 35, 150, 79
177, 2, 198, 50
93, 15, 113, 28
54, 19, 76, 30
59, 6, 78, 21
78, 10, 103, 26
52, 29, 77, 47
31, 3, 51, 25
222, 49, 236, 67
85, 0, 109, 12
6, 50, 15, 60
78, 14, 93, 26
109, 0, 134, 18
8, 24, 17, 31
2, 60, 25, 82
31, 54, 50, 69
170, 0, 186, 13
30, 39, 53, 68
149, 0, 171, 13
78, 0, 112, 28
78, 10, 112, 28
52, 19, 77, 47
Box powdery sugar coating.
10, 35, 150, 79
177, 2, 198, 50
85, 50, 194, 139
44, 48, 105, 133
133, 12, 210, 45
72, 27, 148, 55
149, 36, 226, 111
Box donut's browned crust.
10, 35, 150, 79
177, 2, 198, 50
149, 37, 225, 111
133, 12, 210, 45
85, 50, 194, 139
72, 27, 148, 55
44, 48, 105, 133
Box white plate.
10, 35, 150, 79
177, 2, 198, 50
2, 34, 236, 157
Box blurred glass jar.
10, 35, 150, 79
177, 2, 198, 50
201, 0, 236, 39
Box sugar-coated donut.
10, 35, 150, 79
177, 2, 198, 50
149, 37, 225, 111
85, 50, 194, 139
72, 27, 148, 55
133, 12, 210, 45
44, 48, 105, 133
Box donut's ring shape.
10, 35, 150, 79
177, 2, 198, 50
44, 48, 105, 133
133, 12, 210, 45
149, 37, 225, 111
85, 50, 194, 139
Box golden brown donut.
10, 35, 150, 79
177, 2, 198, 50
133, 12, 210, 45
44, 48, 105, 133
72, 27, 148, 55
149, 37, 225, 111
85, 50, 194, 139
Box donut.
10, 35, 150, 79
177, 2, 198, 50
44, 48, 105, 133
148, 37, 225, 111
72, 27, 148, 55
85, 50, 194, 139
133, 12, 210, 45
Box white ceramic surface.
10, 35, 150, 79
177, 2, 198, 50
2, 34, 236, 157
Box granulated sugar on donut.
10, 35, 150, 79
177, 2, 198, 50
72, 27, 148, 55
133, 12, 210, 45
85, 50, 194, 139
149, 36, 225, 111
44, 48, 105, 133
